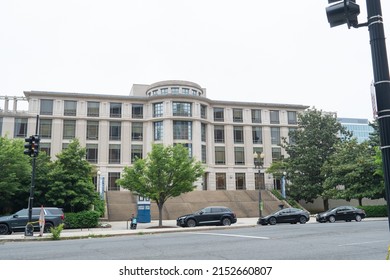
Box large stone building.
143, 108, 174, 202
1, 80, 308, 195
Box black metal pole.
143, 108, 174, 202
366, 0, 390, 230
258, 169, 262, 219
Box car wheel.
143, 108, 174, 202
186, 219, 196, 227
299, 216, 307, 224
328, 215, 336, 223
269, 217, 277, 225
355, 214, 362, 222
222, 218, 231, 226
44, 222, 54, 233
0, 224, 10, 235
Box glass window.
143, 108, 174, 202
161, 88, 168, 95
214, 125, 225, 143
201, 145, 207, 164
108, 172, 121, 191
182, 88, 189, 94
154, 121, 163, 141
254, 172, 265, 190
132, 122, 143, 141
64, 100, 77, 116
201, 123, 207, 142
131, 144, 143, 163
235, 173, 246, 190
40, 119, 52, 139
234, 126, 244, 143
234, 147, 245, 165
252, 127, 262, 144
271, 127, 281, 145
87, 120, 99, 140
14, 118, 28, 138
213, 108, 224, 122
40, 99, 53, 115
87, 102, 100, 117
233, 108, 243, 122
109, 121, 121, 140
110, 102, 122, 118
173, 102, 192, 117
216, 173, 226, 190
153, 103, 163, 117
215, 146, 225, 165
63, 120, 76, 139
289, 128, 297, 144
200, 104, 207, 119
40, 143, 51, 156
132, 104, 143, 119
251, 109, 261, 123
109, 144, 121, 164
192, 89, 198, 96
86, 144, 98, 163
173, 121, 192, 140
270, 110, 280, 124
272, 147, 282, 161
288, 111, 297, 124
171, 87, 179, 94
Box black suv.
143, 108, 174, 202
177, 206, 237, 227
0, 207, 64, 235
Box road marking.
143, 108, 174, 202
337, 240, 388, 247
184, 232, 270, 240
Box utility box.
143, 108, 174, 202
137, 196, 151, 223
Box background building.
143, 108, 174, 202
337, 117, 374, 143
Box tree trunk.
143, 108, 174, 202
323, 198, 329, 211
158, 201, 164, 227
358, 197, 363, 206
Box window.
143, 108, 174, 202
200, 104, 207, 119
86, 144, 98, 163
201, 145, 207, 164
192, 89, 198, 95
132, 104, 143, 119
251, 109, 261, 123
63, 120, 76, 139
108, 172, 121, 191
87, 102, 100, 117
234, 126, 244, 143
161, 88, 168, 95
215, 146, 226, 165
214, 125, 225, 143
40, 119, 52, 139
109, 144, 121, 164
64, 100, 77, 116
153, 103, 163, 117
271, 127, 281, 145
272, 147, 282, 161
40, 143, 51, 156
235, 173, 246, 190
213, 108, 224, 121
254, 172, 265, 190
288, 111, 297, 124
132, 122, 143, 141
233, 108, 243, 122
87, 121, 99, 140
201, 123, 207, 142
252, 127, 263, 144
216, 173, 226, 190
182, 88, 189, 94
131, 145, 143, 163
173, 121, 192, 140
171, 87, 179, 94
14, 118, 28, 138
234, 147, 245, 165
109, 121, 121, 140
40, 99, 53, 115
289, 128, 297, 144
270, 110, 280, 124
110, 103, 122, 118
173, 102, 192, 117
154, 121, 163, 141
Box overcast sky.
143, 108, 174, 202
1, 0, 389, 120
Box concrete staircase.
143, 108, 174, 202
106, 190, 289, 221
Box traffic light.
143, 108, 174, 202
23, 135, 40, 157
326, 0, 360, 28
32, 135, 40, 157
24, 136, 33, 156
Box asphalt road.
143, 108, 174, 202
1, 220, 389, 260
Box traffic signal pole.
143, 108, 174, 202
366, 0, 390, 231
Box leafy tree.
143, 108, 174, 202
117, 144, 204, 227
322, 140, 383, 206
33, 151, 55, 207
46, 139, 99, 212
0, 137, 31, 213
282, 108, 351, 209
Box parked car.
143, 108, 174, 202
177, 206, 237, 227
258, 207, 310, 225
0, 207, 64, 235
316, 206, 366, 223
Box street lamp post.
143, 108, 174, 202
253, 152, 265, 222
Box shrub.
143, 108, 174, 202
358, 205, 388, 217
50, 224, 64, 240
64, 210, 100, 229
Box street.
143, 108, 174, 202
0, 220, 389, 260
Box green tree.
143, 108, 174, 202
46, 139, 99, 212
282, 108, 351, 209
0, 136, 31, 213
117, 144, 204, 227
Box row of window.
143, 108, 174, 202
147, 87, 202, 97
39, 99, 298, 125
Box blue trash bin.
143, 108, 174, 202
137, 196, 151, 223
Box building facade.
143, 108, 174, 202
337, 117, 374, 143
0, 80, 308, 192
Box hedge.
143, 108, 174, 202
64, 210, 100, 229
358, 205, 388, 217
